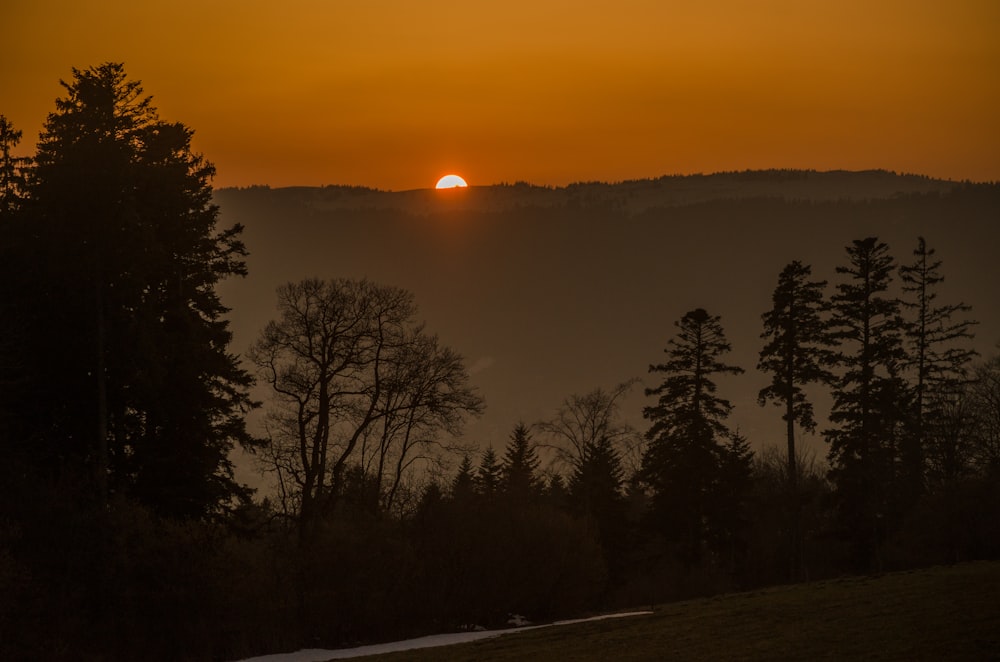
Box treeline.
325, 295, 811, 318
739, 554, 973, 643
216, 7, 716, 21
1, 64, 999, 661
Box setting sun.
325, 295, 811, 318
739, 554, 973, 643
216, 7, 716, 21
435, 174, 468, 189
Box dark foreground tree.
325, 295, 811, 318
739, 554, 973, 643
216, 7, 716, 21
9, 63, 254, 517
0, 115, 29, 216
642, 308, 744, 564
757, 261, 834, 578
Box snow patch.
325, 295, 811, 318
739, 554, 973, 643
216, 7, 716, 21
235, 611, 653, 661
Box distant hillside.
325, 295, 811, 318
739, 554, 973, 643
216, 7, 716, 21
217, 169, 967, 216
214, 172, 1000, 475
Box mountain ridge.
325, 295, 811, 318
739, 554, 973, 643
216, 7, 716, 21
215, 169, 983, 216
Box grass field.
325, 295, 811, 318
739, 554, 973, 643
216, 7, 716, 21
355, 562, 1000, 661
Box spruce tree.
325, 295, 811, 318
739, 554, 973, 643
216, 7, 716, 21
642, 308, 743, 563
715, 430, 755, 580
569, 435, 627, 566
0, 116, 31, 424
757, 260, 834, 578
899, 236, 977, 492
475, 447, 503, 497
758, 261, 835, 486
18, 63, 255, 516
451, 454, 476, 501
825, 237, 909, 571
0, 116, 29, 217
501, 422, 541, 498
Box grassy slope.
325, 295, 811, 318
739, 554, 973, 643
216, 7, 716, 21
356, 562, 1000, 661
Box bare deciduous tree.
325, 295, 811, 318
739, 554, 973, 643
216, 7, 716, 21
538, 380, 643, 475
249, 278, 483, 538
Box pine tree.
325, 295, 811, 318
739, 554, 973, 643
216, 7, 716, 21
0, 116, 31, 403
475, 447, 502, 497
642, 308, 744, 563
757, 261, 834, 578
569, 436, 625, 510
714, 430, 755, 579
501, 422, 540, 498
899, 236, 977, 492
569, 435, 627, 566
18, 63, 255, 517
758, 261, 835, 486
0, 116, 29, 217
825, 237, 909, 571
451, 454, 476, 501
543, 473, 570, 509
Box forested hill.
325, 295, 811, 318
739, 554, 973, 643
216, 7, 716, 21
214, 173, 1000, 459
215, 169, 973, 215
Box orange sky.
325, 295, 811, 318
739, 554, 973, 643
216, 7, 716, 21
3, 0, 998, 190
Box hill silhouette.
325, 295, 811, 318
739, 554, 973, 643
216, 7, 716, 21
215, 170, 1000, 478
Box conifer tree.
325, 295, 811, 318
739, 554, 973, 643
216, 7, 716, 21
0, 115, 29, 217
715, 430, 755, 579
758, 261, 835, 486
0, 116, 31, 422
569, 435, 627, 566
757, 261, 834, 578
475, 447, 503, 497
450, 454, 476, 500
899, 236, 977, 491
501, 422, 541, 498
825, 237, 909, 570
16, 63, 255, 516
642, 308, 743, 563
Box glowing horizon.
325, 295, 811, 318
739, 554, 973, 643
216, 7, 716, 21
3, 1, 998, 190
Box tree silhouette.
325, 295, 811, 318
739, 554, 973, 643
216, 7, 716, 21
757, 261, 834, 578
539, 381, 642, 476
475, 447, 503, 497
825, 237, 908, 571
19, 63, 254, 516
569, 433, 627, 570
0, 115, 29, 216
715, 429, 755, 580
899, 236, 977, 495
451, 454, 476, 500
249, 277, 482, 538
642, 308, 743, 564
501, 422, 541, 498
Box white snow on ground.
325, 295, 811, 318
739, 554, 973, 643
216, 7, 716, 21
235, 611, 653, 661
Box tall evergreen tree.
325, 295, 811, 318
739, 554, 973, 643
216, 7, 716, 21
714, 430, 755, 580
16, 63, 255, 517
899, 236, 977, 491
0, 115, 29, 217
569, 435, 627, 568
757, 261, 834, 578
569, 436, 625, 513
825, 237, 909, 571
0, 116, 31, 448
501, 422, 541, 498
450, 454, 476, 501
475, 447, 503, 497
642, 308, 744, 563
758, 261, 835, 486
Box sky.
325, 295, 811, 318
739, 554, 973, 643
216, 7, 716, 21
3, 0, 999, 190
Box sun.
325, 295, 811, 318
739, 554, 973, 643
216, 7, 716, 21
435, 174, 468, 189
